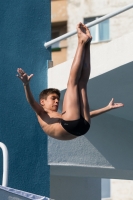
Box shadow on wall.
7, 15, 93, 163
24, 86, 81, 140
85, 113, 133, 170
86, 61, 133, 170
88, 62, 133, 121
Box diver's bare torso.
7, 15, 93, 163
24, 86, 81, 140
37, 111, 77, 140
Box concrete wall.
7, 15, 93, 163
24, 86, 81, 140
67, 0, 133, 59
48, 31, 133, 179
0, 0, 51, 196
51, 176, 101, 200
49, 1, 133, 199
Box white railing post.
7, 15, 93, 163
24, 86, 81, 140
44, 3, 133, 48
0, 142, 8, 187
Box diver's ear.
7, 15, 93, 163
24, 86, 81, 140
40, 99, 45, 106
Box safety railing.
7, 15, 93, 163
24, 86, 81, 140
0, 142, 8, 187
44, 3, 133, 48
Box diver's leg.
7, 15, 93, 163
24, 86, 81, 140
62, 23, 90, 120
78, 26, 92, 123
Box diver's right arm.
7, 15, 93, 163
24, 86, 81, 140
17, 68, 44, 115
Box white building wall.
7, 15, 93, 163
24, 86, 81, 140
111, 179, 133, 200
67, 0, 133, 60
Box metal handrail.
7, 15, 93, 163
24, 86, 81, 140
44, 3, 133, 48
0, 142, 8, 186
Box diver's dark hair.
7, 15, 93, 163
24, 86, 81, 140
39, 88, 60, 100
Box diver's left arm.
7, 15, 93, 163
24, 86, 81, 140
90, 98, 124, 118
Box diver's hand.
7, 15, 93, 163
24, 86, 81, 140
107, 98, 124, 110
17, 68, 33, 85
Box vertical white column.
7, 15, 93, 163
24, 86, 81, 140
0, 142, 8, 187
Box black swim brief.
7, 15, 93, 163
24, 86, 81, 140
61, 115, 90, 136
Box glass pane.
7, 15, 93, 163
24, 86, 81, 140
84, 17, 95, 24
84, 17, 96, 41
90, 26, 96, 41
99, 19, 109, 41
51, 42, 60, 49
101, 179, 110, 198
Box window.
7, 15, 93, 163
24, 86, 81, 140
51, 31, 60, 50
84, 16, 110, 43
101, 179, 111, 199
51, 22, 67, 51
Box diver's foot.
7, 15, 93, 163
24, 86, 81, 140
77, 22, 92, 44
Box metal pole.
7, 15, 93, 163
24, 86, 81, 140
44, 3, 133, 48
0, 142, 8, 187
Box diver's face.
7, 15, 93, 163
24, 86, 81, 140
40, 93, 59, 111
